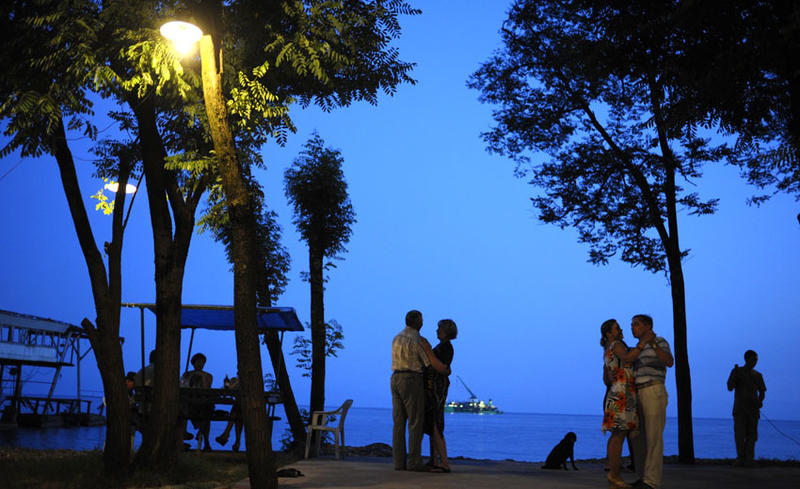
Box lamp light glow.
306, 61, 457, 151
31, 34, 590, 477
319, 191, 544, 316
104, 182, 138, 194
160, 20, 202, 56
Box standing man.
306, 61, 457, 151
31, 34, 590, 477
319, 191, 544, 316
391, 309, 448, 471
630, 314, 673, 489
727, 350, 766, 467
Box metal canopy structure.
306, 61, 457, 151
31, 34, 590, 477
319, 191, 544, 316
0, 309, 85, 367
122, 303, 304, 373
0, 309, 94, 425
122, 303, 304, 332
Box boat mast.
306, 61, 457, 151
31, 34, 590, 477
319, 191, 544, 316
456, 375, 479, 400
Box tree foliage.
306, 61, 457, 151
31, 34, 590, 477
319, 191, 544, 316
660, 0, 800, 211
284, 132, 356, 259
291, 319, 345, 377
0, 0, 99, 158
469, 0, 724, 274
199, 170, 291, 306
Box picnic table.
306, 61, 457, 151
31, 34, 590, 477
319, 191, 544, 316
134, 386, 282, 425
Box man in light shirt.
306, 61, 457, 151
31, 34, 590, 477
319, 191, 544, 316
391, 309, 448, 471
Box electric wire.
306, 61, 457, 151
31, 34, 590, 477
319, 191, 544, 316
762, 411, 800, 446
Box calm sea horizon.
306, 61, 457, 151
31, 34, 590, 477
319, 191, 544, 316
2, 406, 799, 462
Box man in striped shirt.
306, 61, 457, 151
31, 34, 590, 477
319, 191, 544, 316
630, 314, 674, 489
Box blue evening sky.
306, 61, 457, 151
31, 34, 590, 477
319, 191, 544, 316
1, 2, 798, 422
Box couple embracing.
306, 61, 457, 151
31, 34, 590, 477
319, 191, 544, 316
391, 309, 458, 473
601, 315, 674, 489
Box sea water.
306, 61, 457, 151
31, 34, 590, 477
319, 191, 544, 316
2, 407, 799, 462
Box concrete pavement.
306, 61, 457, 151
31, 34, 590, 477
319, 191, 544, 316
230, 456, 799, 489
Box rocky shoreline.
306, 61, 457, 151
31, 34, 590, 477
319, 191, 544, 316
2, 444, 798, 467
311, 442, 800, 466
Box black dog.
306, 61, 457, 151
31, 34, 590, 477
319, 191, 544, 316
542, 432, 578, 470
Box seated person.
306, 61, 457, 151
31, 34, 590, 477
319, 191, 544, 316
180, 353, 213, 451
216, 374, 244, 451
126, 371, 145, 434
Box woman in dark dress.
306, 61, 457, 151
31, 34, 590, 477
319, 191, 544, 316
424, 319, 457, 472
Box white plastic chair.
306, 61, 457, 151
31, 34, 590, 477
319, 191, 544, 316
304, 399, 353, 459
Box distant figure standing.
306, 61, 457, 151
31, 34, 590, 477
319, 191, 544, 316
423, 319, 457, 473
727, 350, 766, 467
391, 310, 449, 472
630, 314, 673, 489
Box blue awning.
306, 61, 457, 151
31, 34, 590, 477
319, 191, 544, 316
123, 304, 304, 332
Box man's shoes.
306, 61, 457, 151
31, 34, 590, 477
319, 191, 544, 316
632, 480, 655, 489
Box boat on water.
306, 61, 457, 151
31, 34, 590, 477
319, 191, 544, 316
445, 376, 502, 414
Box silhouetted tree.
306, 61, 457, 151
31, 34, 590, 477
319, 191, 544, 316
0, 0, 137, 475
285, 133, 355, 455
469, 0, 733, 462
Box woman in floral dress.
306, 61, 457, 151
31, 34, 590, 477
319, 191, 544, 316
601, 319, 647, 489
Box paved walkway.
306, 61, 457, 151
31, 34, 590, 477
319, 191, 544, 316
231, 457, 798, 489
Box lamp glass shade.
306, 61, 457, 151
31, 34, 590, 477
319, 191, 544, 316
160, 20, 202, 56
104, 182, 138, 194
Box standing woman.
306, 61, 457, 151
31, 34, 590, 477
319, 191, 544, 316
424, 319, 457, 473
601, 319, 647, 489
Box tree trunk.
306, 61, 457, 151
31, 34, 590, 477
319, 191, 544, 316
666, 251, 694, 463
663, 159, 695, 464
649, 69, 695, 464
308, 249, 325, 456
84, 317, 131, 473
263, 330, 307, 453
130, 96, 191, 470
135, 280, 183, 467
200, 29, 276, 489
51, 121, 131, 475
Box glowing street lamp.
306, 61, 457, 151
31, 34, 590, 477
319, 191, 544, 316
160, 20, 202, 56
104, 181, 138, 194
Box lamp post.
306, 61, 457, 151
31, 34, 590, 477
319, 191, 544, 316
160, 13, 276, 489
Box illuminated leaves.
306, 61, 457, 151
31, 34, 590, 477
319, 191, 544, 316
91, 179, 116, 215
